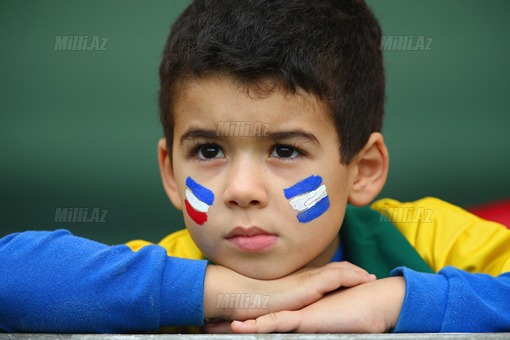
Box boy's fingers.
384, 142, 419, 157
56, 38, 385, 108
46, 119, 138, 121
307, 265, 376, 295
203, 320, 234, 334
335, 261, 371, 275
231, 311, 301, 334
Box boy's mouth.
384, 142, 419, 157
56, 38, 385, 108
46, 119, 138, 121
225, 226, 279, 252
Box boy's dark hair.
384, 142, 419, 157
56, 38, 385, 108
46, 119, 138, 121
159, 0, 384, 164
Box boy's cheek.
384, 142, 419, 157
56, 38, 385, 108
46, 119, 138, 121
182, 176, 215, 226
283, 175, 331, 224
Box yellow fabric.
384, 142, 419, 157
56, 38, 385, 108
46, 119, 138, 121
126, 229, 204, 260
371, 197, 510, 275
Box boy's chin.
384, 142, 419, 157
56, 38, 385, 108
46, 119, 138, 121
221, 259, 301, 280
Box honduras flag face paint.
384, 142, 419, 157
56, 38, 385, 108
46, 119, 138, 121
184, 177, 215, 225
284, 175, 330, 223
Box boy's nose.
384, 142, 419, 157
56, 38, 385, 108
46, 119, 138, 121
223, 159, 269, 209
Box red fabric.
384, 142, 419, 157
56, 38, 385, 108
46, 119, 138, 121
467, 199, 510, 229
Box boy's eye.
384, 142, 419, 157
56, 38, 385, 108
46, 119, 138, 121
197, 145, 224, 160
271, 145, 301, 159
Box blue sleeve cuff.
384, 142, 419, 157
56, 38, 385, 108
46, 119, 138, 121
390, 267, 448, 332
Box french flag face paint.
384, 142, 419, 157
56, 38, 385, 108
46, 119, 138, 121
184, 177, 215, 225
284, 175, 330, 223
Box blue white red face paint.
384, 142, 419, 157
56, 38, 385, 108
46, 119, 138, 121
284, 175, 330, 223
184, 177, 215, 225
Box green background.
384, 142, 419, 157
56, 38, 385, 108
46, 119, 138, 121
1, 1, 509, 245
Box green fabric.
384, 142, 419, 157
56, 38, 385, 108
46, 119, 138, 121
340, 204, 434, 279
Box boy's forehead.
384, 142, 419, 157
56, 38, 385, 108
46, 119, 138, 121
172, 74, 331, 124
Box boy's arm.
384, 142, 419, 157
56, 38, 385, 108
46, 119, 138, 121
230, 267, 510, 333
0, 230, 207, 332
391, 266, 510, 332
0, 230, 375, 333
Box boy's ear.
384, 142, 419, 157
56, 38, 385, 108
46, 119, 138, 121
158, 138, 183, 210
348, 132, 389, 206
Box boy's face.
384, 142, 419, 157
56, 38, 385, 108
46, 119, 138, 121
161, 75, 366, 280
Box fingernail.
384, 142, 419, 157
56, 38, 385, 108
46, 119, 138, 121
369, 274, 377, 280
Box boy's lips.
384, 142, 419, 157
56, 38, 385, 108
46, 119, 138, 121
225, 226, 279, 252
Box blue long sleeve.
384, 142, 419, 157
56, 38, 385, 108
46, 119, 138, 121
391, 266, 510, 332
0, 230, 207, 333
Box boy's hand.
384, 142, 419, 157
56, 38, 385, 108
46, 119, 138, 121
223, 276, 405, 334
203, 261, 377, 323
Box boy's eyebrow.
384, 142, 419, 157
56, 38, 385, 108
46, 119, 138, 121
179, 127, 320, 146
180, 128, 221, 145
265, 130, 320, 146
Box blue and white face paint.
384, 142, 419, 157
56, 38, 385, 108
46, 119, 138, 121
284, 175, 330, 223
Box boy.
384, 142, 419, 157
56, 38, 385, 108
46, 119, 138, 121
1, 0, 509, 334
